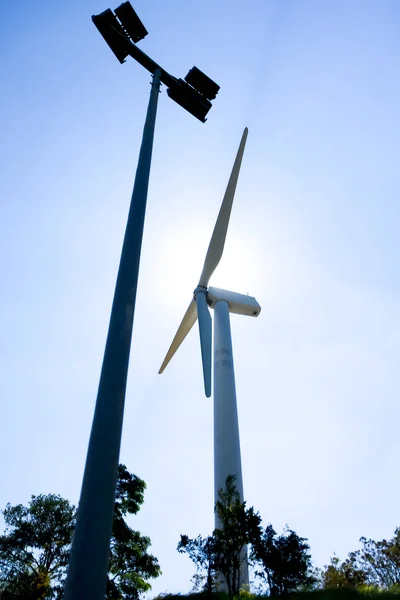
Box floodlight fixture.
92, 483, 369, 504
114, 1, 148, 43
92, 9, 131, 64
91, 1, 219, 121
184, 66, 220, 101
166, 78, 212, 123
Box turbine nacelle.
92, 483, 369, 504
207, 287, 261, 317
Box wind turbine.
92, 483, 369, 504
159, 127, 261, 588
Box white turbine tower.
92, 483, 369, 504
159, 128, 260, 588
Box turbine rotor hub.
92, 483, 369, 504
193, 285, 208, 299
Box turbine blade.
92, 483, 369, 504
158, 299, 197, 374
196, 291, 212, 397
198, 127, 248, 288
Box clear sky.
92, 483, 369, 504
1, 0, 400, 595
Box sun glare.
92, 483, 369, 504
152, 219, 261, 313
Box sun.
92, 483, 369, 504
151, 217, 260, 314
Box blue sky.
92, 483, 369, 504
1, 0, 400, 595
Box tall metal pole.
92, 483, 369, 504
64, 69, 162, 600
213, 299, 249, 589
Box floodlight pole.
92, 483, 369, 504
64, 68, 161, 600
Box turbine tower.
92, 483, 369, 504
159, 128, 260, 588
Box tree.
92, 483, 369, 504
106, 465, 160, 600
250, 524, 316, 596
321, 529, 400, 592
0, 465, 160, 600
178, 480, 316, 597
0, 494, 76, 599
321, 555, 367, 590
178, 476, 261, 596
347, 529, 400, 590
177, 535, 215, 594
213, 476, 261, 595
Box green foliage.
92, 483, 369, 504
250, 524, 316, 596
213, 476, 261, 596
0, 494, 76, 599
150, 590, 400, 600
178, 476, 261, 596
234, 588, 259, 600
177, 535, 216, 593
321, 556, 367, 590
321, 528, 400, 592
286, 590, 400, 600
115, 464, 146, 518
107, 465, 161, 599
178, 476, 316, 598
0, 465, 160, 600
351, 530, 400, 589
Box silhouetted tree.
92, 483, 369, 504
213, 476, 261, 595
0, 494, 75, 599
330, 529, 400, 592
321, 555, 367, 590
106, 465, 160, 599
321, 529, 400, 592
0, 465, 160, 600
178, 476, 261, 596
251, 524, 316, 596
353, 529, 400, 589
177, 535, 215, 593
